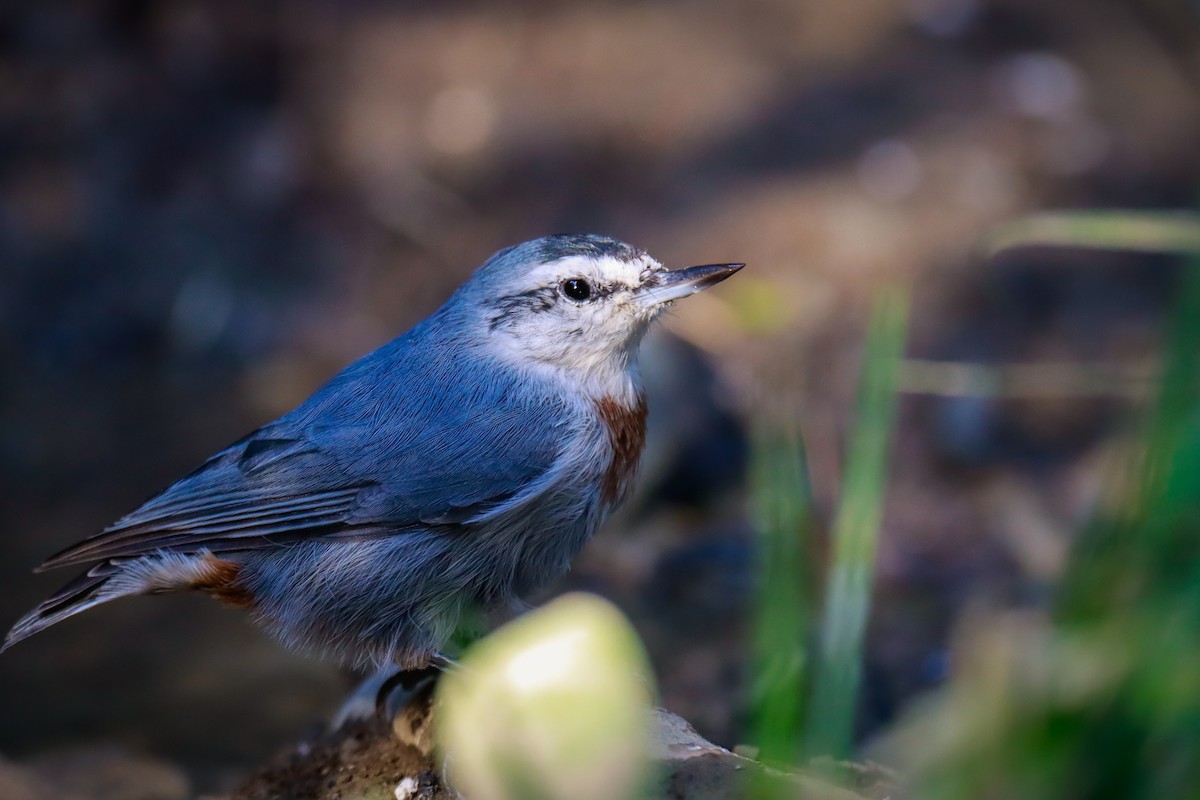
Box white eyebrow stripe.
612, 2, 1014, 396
522, 254, 662, 291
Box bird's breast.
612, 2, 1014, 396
593, 392, 648, 506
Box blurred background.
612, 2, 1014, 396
2, 0, 1199, 793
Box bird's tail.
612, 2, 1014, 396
2, 563, 127, 653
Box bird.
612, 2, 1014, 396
4, 234, 742, 671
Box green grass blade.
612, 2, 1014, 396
988, 211, 1200, 256
1060, 255, 1200, 623
1137, 256, 1200, 507
804, 288, 909, 761
747, 415, 813, 780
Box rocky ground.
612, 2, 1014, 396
225, 696, 894, 800
1, 697, 895, 800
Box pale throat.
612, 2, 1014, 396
485, 324, 647, 407
538, 344, 645, 408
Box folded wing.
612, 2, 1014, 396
40, 372, 571, 571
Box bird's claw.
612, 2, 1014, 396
330, 653, 457, 734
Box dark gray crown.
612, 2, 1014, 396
534, 234, 645, 264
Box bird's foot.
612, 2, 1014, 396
330, 653, 457, 744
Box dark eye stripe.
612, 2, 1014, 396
488, 277, 623, 331
488, 286, 556, 329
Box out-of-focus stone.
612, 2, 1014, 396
0, 757, 65, 800
28, 746, 189, 800
1, 747, 189, 800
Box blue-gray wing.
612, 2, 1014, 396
40, 345, 571, 570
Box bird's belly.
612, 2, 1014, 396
472, 499, 605, 603
241, 502, 605, 668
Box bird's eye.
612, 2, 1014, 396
560, 277, 592, 302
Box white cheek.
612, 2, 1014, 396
486, 304, 642, 401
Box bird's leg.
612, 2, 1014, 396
373, 663, 441, 716
380, 653, 462, 751
331, 651, 459, 730
330, 667, 400, 729
373, 652, 460, 714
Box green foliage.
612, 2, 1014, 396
748, 288, 908, 792
751, 210, 1200, 800
806, 289, 907, 761
1061, 261, 1200, 625
882, 217, 1200, 800
747, 418, 813, 775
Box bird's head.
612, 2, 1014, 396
455, 234, 742, 394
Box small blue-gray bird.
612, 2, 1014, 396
4, 234, 742, 670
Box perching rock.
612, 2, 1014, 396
227, 695, 884, 800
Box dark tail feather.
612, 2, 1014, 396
2, 563, 124, 653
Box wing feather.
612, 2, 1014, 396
37, 337, 574, 573
40, 486, 370, 569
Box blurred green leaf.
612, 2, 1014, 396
805, 288, 908, 761
1060, 261, 1200, 624
988, 211, 1200, 256
747, 416, 813, 783
436, 593, 656, 800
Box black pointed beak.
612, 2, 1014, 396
636, 263, 744, 306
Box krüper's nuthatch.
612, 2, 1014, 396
5, 234, 742, 670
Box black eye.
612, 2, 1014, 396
560, 278, 592, 302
